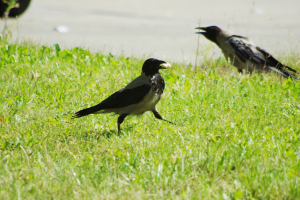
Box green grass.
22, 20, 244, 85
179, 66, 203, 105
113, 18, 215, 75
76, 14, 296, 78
1, 40, 300, 199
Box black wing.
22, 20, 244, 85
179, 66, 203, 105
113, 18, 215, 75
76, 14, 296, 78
256, 47, 297, 73
73, 84, 151, 118
230, 39, 298, 79
229, 39, 264, 64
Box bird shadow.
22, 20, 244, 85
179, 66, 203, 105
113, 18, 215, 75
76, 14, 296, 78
97, 126, 135, 138
98, 130, 116, 139
79, 129, 117, 141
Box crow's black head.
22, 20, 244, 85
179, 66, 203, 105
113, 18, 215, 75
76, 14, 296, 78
195, 26, 222, 43
142, 58, 171, 76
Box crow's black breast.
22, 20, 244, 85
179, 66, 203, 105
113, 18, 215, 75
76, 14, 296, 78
150, 73, 165, 94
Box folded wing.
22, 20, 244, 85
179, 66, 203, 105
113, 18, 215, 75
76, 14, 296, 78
229, 38, 298, 79
73, 84, 152, 118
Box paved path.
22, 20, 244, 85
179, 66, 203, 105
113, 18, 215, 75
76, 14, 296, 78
2, 0, 300, 64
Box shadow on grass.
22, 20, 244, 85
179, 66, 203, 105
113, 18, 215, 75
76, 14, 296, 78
79, 125, 136, 141
79, 129, 117, 141
98, 129, 116, 139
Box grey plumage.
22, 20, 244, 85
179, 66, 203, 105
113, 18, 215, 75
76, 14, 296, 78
195, 26, 298, 79
73, 58, 174, 135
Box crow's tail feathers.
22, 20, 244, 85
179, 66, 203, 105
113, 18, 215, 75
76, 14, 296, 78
269, 63, 299, 80
72, 104, 103, 119
268, 66, 293, 79
257, 47, 299, 80
283, 65, 299, 80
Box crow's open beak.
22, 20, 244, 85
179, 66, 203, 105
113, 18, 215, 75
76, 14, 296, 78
195, 27, 206, 34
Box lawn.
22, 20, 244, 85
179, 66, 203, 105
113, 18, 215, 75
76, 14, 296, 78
0, 40, 300, 199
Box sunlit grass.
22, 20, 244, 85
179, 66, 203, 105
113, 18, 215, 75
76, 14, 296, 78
0, 40, 300, 199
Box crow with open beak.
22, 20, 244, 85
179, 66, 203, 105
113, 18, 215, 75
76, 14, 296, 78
195, 26, 298, 79
73, 58, 174, 135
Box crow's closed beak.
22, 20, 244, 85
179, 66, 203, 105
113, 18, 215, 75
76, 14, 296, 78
160, 63, 171, 69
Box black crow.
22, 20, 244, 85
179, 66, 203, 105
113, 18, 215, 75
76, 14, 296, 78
195, 26, 298, 79
73, 58, 174, 135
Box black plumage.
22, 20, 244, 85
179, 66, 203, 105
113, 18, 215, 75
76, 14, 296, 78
73, 58, 173, 135
195, 26, 298, 79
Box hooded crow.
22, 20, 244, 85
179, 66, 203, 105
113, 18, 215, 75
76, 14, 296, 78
73, 58, 174, 135
195, 26, 298, 79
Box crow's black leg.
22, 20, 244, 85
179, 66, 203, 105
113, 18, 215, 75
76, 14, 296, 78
117, 114, 128, 136
152, 110, 175, 125
238, 69, 243, 74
